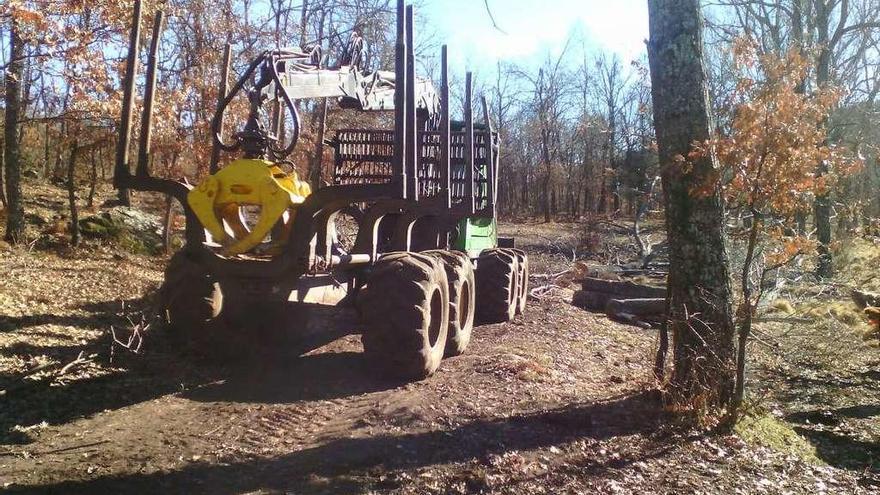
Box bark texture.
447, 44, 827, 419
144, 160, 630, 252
67, 143, 80, 247
4, 20, 26, 243
813, 0, 833, 278
646, 0, 736, 408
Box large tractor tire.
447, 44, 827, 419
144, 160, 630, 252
475, 248, 519, 323
159, 250, 228, 354
511, 249, 529, 315
357, 252, 450, 380
422, 250, 476, 357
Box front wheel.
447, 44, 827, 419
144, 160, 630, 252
357, 252, 450, 380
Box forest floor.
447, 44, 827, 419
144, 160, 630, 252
0, 179, 878, 494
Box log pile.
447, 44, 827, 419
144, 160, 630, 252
572, 276, 666, 328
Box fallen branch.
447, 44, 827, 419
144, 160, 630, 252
108, 302, 159, 363
59, 351, 90, 375
532, 269, 574, 280
530, 284, 562, 299
752, 316, 815, 324
0, 351, 95, 397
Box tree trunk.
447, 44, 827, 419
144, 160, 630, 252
67, 143, 80, 247
44, 121, 51, 178
814, 173, 832, 277
814, 1, 833, 279
100, 146, 106, 181
4, 20, 26, 243
87, 148, 98, 208
309, 97, 329, 188
163, 195, 174, 253
542, 166, 551, 223
654, 297, 670, 384
647, 0, 736, 409
0, 134, 7, 207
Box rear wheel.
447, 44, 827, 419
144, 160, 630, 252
422, 250, 476, 357
357, 252, 450, 380
475, 248, 519, 323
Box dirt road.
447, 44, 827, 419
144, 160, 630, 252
0, 222, 874, 494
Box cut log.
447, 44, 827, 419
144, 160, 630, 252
607, 311, 652, 329
580, 277, 666, 299
606, 298, 665, 318
572, 290, 612, 311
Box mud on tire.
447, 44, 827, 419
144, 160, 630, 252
475, 248, 519, 323
357, 252, 450, 380
422, 250, 476, 357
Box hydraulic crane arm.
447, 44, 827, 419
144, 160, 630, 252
212, 41, 439, 162
274, 58, 439, 116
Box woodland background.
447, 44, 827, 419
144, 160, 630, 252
1, 0, 879, 237
1, 1, 880, 490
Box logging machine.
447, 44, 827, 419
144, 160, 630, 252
113, 0, 528, 379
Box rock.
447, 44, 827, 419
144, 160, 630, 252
79, 206, 164, 254
79, 216, 113, 237
109, 207, 162, 233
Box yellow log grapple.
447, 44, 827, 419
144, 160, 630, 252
187, 159, 311, 256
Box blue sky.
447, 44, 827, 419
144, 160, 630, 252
421, 0, 650, 72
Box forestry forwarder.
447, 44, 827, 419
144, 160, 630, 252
113, 0, 529, 379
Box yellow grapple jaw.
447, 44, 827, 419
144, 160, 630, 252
187, 159, 311, 256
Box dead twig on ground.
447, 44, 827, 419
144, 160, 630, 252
532, 269, 573, 280
0, 351, 96, 397
530, 284, 562, 300
59, 351, 91, 375
753, 316, 815, 324
108, 299, 163, 363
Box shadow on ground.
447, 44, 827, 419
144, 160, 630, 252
0, 298, 372, 445
772, 363, 880, 474
786, 404, 880, 473
184, 351, 404, 404
8, 391, 664, 494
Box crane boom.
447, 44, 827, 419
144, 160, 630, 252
273, 57, 439, 116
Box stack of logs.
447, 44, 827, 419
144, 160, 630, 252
572, 277, 666, 328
